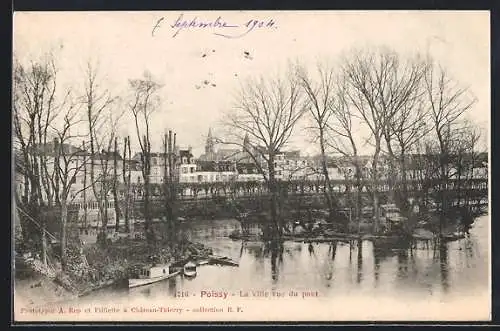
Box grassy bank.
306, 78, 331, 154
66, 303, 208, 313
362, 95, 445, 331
15, 238, 213, 306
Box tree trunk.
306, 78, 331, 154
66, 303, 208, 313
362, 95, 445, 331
143, 136, 154, 245
439, 160, 448, 236
123, 136, 131, 233
319, 127, 336, 222
83, 152, 88, 228
163, 132, 173, 243
384, 137, 396, 204
267, 153, 280, 239
42, 229, 47, 266
60, 199, 68, 271
372, 144, 381, 233
355, 165, 363, 230
167, 131, 174, 240
104, 196, 109, 234
113, 137, 121, 232
400, 150, 408, 209
41, 200, 52, 267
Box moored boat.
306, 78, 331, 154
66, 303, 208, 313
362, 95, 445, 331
183, 261, 197, 277
441, 232, 466, 242
209, 255, 239, 267
128, 264, 179, 289
412, 228, 434, 241
197, 259, 209, 266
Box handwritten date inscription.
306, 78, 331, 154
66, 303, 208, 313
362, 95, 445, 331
152, 13, 277, 38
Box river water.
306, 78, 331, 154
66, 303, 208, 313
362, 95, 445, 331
19, 214, 490, 321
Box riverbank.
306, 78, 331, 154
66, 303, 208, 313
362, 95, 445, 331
15, 274, 78, 307
227, 206, 483, 244
15, 238, 213, 306
228, 229, 466, 244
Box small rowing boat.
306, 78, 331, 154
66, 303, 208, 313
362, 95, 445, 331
183, 261, 197, 277
197, 259, 209, 266
209, 255, 239, 267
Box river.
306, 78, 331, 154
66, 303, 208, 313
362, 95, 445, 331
19, 214, 490, 321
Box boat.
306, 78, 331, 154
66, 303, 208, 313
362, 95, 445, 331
197, 259, 209, 266
209, 255, 239, 267
441, 232, 466, 242
412, 228, 434, 241
183, 261, 197, 277
128, 264, 179, 289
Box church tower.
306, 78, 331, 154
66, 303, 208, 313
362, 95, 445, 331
243, 133, 250, 152
242, 133, 253, 162
205, 128, 215, 155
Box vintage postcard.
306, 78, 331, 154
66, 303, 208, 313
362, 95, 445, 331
12, 10, 490, 322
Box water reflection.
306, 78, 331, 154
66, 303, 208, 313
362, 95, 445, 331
73, 215, 488, 305
396, 248, 409, 280
168, 276, 177, 297
262, 241, 284, 283
308, 243, 315, 256
439, 243, 449, 293
373, 248, 381, 285
357, 240, 363, 284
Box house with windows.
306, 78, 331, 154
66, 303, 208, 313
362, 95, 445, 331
236, 162, 264, 182
194, 160, 238, 183
177, 148, 197, 183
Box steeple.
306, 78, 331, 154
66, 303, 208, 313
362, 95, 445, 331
205, 128, 214, 154
243, 133, 250, 152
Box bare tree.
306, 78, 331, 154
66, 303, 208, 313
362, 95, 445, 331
325, 75, 365, 227
162, 130, 178, 245
423, 59, 477, 235
412, 138, 437, 211
113, 136, 121, 232
382, 60, 429, 210
221, 70, 308, 239
128, 70, 163, 245
296, 62, 343, 225
121, 136, 132, 233
13, 53, 64, 266
82, 61, 116, 246
51, 100, 93, 271
340, 46, 426, 232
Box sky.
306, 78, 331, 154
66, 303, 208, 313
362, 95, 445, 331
13, 11, 490, 157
